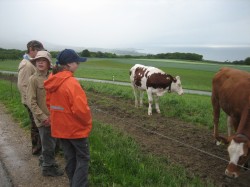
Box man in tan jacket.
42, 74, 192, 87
17, 40, 44, 155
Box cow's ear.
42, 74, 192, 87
173, 78, 177, 83
216, 136, 232, 145
176, 76, 180, 80
243, 143, 248, 156
227, 135, 234, 142
247, 140, 250, 149
215, 135, 231, 144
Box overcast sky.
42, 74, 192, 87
1, 0, 250, 53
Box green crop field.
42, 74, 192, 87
1, 58, 249, 91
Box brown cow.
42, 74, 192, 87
211, 67, 250, 178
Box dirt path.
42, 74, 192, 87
0, 103, 69, 187
87, 91, 250, 187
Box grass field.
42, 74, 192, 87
0, 79, 214, 187
1, 58, 250, 91
0, 57, 244, 186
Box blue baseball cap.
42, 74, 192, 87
56, 49, 87, 65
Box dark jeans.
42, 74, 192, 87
38, 126, 57, 167
60, 138, 90, 187
24, 104, 42, 155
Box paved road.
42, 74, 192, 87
0, 70, 212, 96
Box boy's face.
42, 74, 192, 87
36, 58, 49, 72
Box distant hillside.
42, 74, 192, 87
0, 40, 146, 56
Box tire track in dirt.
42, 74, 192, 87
87, 91, 250, 187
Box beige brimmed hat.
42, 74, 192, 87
31, 50, 53, 66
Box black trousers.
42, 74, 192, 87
60, 138, 90, 187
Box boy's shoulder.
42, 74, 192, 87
29, 74, 45, 89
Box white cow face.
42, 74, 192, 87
225, 140, 250, 178
171, 76, 184, 95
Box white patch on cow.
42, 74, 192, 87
156, 89, 166, 96
171, 76, 184, 95
228, 140, 244, 165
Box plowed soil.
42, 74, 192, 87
87, 91, 250, 187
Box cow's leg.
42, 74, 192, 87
211, 94, 222, 143
139, 90, 144, 107
154, 95, 160, 113
131, 85, 139, 107
227, 116, 233, 136
147, 90, 153, 115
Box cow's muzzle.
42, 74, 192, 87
225, 163, 240, 178
225, 169, 239, 178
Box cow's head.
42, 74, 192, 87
171, 76, 184, 95
225, 135, 250, 178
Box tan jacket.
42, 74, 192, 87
26, 71, 49, 127
17, 57, 36, 105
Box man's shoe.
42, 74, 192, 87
42, 166, 64, 177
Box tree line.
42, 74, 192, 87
0, 47, 249, 65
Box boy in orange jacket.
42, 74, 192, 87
44, 49, 92, 187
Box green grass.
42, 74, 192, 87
0, 59, 20, 71
1, 58, 249, 91
0, 79, 215, 186
0, 79, 30, 128
90, 121, 210, 186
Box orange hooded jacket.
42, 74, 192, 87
44, 71, 92, 139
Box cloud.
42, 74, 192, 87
0, 0, 250, 49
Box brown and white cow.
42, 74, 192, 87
129, 64, 183, 115
211, 67, 250, 178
